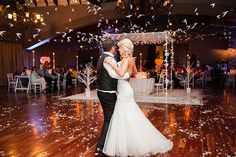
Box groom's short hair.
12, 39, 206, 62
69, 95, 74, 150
102, 39, 115, 52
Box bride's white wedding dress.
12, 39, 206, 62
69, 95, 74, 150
103, 79, 173, 157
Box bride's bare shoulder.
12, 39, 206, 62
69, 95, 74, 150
128, 57, 135, 64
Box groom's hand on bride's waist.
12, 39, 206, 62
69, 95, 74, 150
127, 70, 132, 76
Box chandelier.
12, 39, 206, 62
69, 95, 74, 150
115, 0, 173, 16
0, 1, 44, 26
6, 10, 44, 25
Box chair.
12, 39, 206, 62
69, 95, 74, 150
196, 78, 204, 87
51, 73, 61, 90
7, 73, 16, 91
154, 74, 165, 94
62, 72, 68, 89
56, 73, 61, 90
31, 82, 42, 93
71, 71, 78, 87
72, 78, 77, 86
196, 76, 206, 88
225, 75, 235, 88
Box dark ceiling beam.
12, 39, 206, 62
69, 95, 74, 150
87, 0, 103, 6
53, 0, 58, 6
44, 0, 49, 6
32, 0, 37, 7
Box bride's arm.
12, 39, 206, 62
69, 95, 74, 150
105, 58, 129, 77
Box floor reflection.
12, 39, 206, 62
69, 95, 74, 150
0, 88, 235, 156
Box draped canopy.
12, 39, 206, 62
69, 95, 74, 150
103, 31, 174, 45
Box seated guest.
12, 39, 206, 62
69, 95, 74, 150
37, 64, 45, 77
66, 67, 72, 88
21, 66, 28, 76
172, 70, 182, 88
30, 66, 47, 92
55, 66, 63, 80
14, 67, 22, 76
37, 64, 57, 91
149, 68, 157, 82
70, 66, 78, 79
60, 67, 66, 81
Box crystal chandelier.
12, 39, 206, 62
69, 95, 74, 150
6, 10, 44, 25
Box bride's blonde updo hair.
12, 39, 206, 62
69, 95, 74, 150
117, 38, 134, 58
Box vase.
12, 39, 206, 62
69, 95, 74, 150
186, 87, 191, 94
85, 88, 91, 97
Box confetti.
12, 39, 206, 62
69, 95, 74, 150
221, 10, 229, 17
36, 28, 41, 33
182, 19, 187, 25
137, 14, 145, 19
210, 3, 215, 8
126, 14, 132, 18
33, 34, 39, 38
0, 31, 6, 37
16, 33, 22, 39
9, 23, 14, 27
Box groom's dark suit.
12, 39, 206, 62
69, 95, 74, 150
96, 52, 129, 152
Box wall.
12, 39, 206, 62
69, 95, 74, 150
0, 41, 25, 86
26, 37, 230, 70
27, 41, 100, 69
187, 37, 229, 64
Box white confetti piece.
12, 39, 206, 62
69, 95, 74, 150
210, 3, 215, 8
16, 33, 22, 39
0, 31, 6, 37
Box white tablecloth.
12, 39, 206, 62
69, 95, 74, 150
129, 78, 155, 95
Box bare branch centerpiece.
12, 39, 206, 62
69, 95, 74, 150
77, 63, 96, 97
176, 55, 195, 93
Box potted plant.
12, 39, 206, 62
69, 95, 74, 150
77, 63, 96, 97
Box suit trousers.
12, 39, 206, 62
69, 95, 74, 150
96, 91, 117, 150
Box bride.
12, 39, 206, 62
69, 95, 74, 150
103, 38, 173, 157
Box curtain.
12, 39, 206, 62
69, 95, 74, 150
0, 42, 25, 86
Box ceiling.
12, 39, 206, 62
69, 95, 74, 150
0, 0, 235, 49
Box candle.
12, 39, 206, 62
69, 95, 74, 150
140, 53, 142, 71
32, 50, 35, 66
76, 55, 79, 71
52, 52, 55, 69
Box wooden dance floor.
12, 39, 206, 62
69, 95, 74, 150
0, 87, 235, 157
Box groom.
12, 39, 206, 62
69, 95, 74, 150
96, 39, 130, 155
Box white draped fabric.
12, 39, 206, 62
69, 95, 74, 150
103, 31, 174, 45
